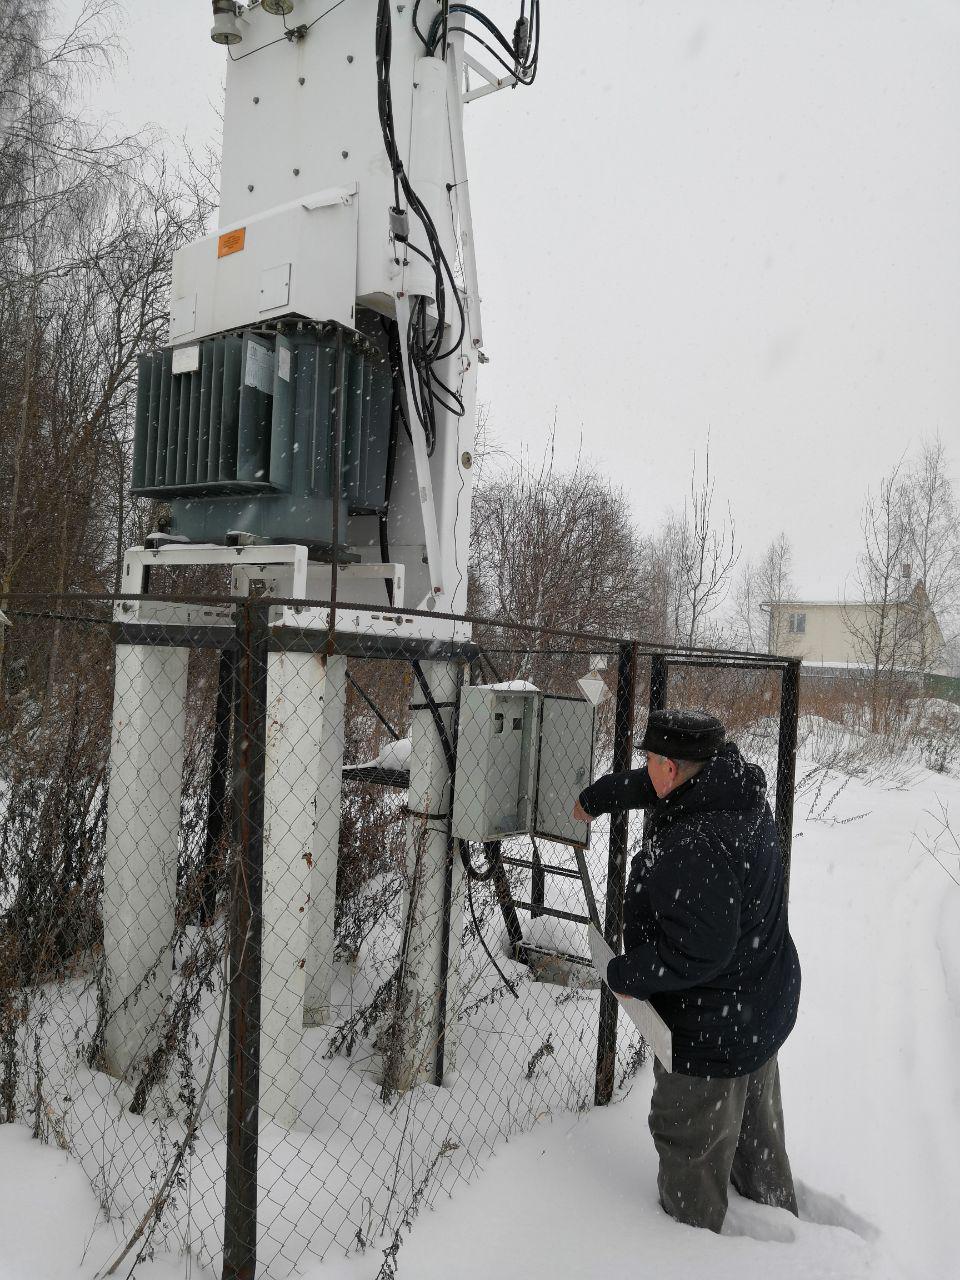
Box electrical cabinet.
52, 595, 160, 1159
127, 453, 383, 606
452, 687, 596, 846
451, 686, 540, 841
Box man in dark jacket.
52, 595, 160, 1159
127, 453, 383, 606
574, 709, 801, 1233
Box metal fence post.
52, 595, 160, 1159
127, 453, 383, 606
200, 645, 235, 927
222, 601, 269, 1280
775, 659, 801, 899
648, 652, 669, 718
595, 640, 638, 1106
488, 839, 525, 955
433, 660, 468, 1087
641, 653, 668, 855
529, 838, 545, 918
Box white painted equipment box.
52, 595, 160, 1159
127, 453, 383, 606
452, 685, 540, 841
452, 686, 596, 846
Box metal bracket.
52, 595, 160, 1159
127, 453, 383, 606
447, 38, 484, 349
462, 50, 518, 103
120, 545, 404, 614
120, 542, 311, 618
301, 182, 357, 211
394, 291, 446, 604
317, 560, 406, 607
402, 805, 450, 822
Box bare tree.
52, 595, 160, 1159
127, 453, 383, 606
652, 447, 739, 648
0, 3, 215, 698
899, 436, 960, 675
844, 464, 911, 733
469, 445, 655, 677
732, 532, 794, 652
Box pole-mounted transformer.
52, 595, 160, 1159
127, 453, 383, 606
107, 0, 542, 1176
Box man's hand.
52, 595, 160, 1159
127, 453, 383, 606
572, 799, 592, 824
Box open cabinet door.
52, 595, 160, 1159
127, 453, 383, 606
533, 694, 596, 848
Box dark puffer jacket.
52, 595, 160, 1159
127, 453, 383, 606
579, 743, 800, 1078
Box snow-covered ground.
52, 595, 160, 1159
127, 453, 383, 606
2, 726, 959, 1280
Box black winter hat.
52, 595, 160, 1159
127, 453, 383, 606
639, 709, 725, 761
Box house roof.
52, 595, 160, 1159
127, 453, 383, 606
764, 600, 844, 609
768, 583, 935, 610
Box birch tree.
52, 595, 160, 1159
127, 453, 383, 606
732, 532, 795, 653
899, 436, 960, 675
844, 465, 910, 733
654, 448, 739, 648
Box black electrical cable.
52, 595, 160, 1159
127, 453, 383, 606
412, 0, 432, 48
442, 26, 534, 83
476, 646, 505, 684
430, 6, 517, 59
347, 672, 402, 740
383, 317, 414, 447
379, 317, 404, 605
426, 365, 465, 418
424, 2, 541, 84
409, 662, 498, 885
465, 867, 519, 997
227, 30, 288, 61
410, 661, 456, 772
305, 0, 352, 31
376, 0, 468, 451
379, 518, 394, 606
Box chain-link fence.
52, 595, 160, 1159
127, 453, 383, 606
0, 593, 800, 1278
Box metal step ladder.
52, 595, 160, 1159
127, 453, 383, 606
485, 838, 602, 976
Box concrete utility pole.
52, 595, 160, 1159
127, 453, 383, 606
391, 661, 467, 1091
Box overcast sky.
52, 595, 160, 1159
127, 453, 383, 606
66, 0, 960, 600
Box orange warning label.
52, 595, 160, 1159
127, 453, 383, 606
218, 227, 246, 258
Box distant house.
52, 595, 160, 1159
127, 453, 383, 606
766, 579, 948, 675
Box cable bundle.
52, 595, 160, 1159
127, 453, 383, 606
375, 0, 467, 457
415, 0, 541, 86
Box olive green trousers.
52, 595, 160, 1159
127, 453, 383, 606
648, 1053, 798, 1232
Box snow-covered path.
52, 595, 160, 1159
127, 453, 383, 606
2, 752, 958, 1280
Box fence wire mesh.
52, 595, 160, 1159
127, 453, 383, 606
0, 594, 799, 1279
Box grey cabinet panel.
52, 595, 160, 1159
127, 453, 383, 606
451, 686, 540, 842
534, 696, 595, 847
452, 687, 595, 848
